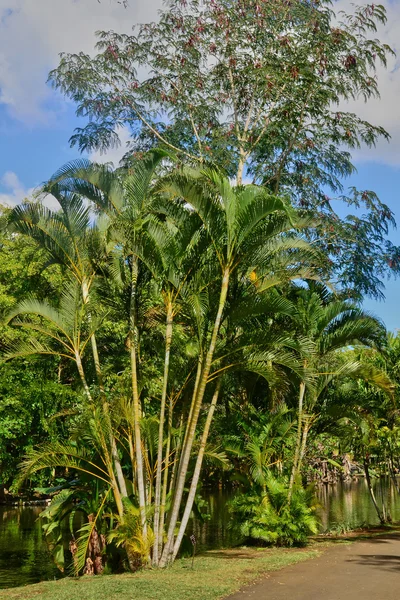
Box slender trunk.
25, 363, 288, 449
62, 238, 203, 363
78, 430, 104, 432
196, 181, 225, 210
288, 382, 306, 503
171, 379, 221, 562
128, 433, 135, 492
298, 419, 310, 475
363, 456, 384, 524
380, 477, 387, 522
178, 355, 203, 480
153, 301, 173, 565
75, 351, 93, 403
236, 156, 245, 187
82, 279, 128, 500
160, 268, 229, 567
388, 449, 399, 493
169, 414, 184, 495
165, 356, 202, 531
75, 350, 124, 518
57, 359, 62, 384
386, 473, 393, 522
159, 398, 174, 557
129, 256, 147, 536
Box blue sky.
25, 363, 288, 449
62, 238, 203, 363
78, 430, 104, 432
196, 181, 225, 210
343, 163, 400, 332
0, 0, 399, 331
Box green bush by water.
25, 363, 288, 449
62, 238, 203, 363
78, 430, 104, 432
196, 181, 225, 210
230, 476, 318, 546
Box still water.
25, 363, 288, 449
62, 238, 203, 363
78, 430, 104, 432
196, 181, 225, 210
1, 479, 400, 589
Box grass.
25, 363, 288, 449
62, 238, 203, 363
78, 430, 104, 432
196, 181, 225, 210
0, 546, 321, 600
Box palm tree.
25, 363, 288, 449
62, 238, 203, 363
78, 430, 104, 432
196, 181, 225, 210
6, 191, 128, 501
4, 283, 126, 518
41, 151, 203, 555
286, 283, 388, 501
324, 353, 395, 524
156, 167, 318, 566
5, 156, 321, 568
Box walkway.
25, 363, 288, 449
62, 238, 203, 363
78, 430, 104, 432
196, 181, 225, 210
228, 534, 400, 600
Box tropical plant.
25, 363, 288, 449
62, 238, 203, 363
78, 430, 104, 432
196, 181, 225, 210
286, 282, 387, 501
6, 192, 128, 505
108, 500, 155, 572
230, 474, 318, 547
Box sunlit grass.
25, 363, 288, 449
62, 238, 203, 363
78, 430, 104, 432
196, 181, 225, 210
0, 546, 320, 600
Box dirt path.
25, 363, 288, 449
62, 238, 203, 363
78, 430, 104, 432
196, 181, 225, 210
227, 534, 400, 600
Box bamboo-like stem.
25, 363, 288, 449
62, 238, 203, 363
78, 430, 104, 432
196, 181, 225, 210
160, 267, 229, 567
82, 279, 128, 500
176, 355, 203, 486
364, 455, 385, 524
298, 418, 310, 473
153, 299, 174, 565
75, 350, 94, 404
171, 379, 221, 561
74, 348, 124, 518
288, 381, 306, 503
169, 414, 184, 496
159, 397, 174, 557
129, 256, 147, 536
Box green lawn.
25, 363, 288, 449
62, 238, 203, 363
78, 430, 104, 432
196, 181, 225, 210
0, 547, 321, 600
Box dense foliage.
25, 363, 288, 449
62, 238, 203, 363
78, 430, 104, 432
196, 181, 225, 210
0, 0, 399, 579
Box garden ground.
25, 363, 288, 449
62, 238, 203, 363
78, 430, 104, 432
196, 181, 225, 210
0, 546, 321, 600
2, 531, 400, 600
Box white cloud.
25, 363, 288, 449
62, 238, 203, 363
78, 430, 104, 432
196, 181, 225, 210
0, 170, 60, 209
0, 170, 34, 206
0, 0, 162, 124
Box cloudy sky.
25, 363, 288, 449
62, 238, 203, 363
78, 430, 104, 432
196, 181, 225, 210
0, 0, 399, 329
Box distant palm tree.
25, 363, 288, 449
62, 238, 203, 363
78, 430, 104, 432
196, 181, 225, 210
287, 283, 387, 501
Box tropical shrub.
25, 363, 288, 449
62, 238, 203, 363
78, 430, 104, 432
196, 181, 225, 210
230, 476, 318, 547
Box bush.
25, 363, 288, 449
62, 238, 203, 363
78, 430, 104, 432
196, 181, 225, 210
229, 475, 318, 546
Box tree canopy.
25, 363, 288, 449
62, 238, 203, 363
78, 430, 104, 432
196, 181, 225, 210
50, 0, 400, 298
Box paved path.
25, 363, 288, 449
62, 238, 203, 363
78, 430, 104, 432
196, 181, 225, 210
228, 534, 400, 600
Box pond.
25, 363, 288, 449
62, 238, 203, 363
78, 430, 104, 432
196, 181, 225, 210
0, 506, 59, 589
1, 478, 400, 589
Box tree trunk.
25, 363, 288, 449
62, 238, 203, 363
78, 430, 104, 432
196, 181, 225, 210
169, 414, 184, 495
129, 256, 147, 536
75, 350, 94, 404
288, 382, 306, 503
153, 300, 173, 565
159, 267, 230, 567
177, 355, 203, 481
299, 419, 310, 469
171, 379, 221, 562
159, 398, 174, 557
74, 350, 124, 518
388, 450, 399, 493
363, 456, 385, 524
82, 279, 128, 500
236, 147, 247, 186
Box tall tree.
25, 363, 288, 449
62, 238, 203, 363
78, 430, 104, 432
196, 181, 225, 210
49, 0, 400, 297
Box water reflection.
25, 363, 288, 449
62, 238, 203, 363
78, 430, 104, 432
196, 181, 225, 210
316, 477, 400, 532
189, 479, 400, 550
0, 506, 59, 589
